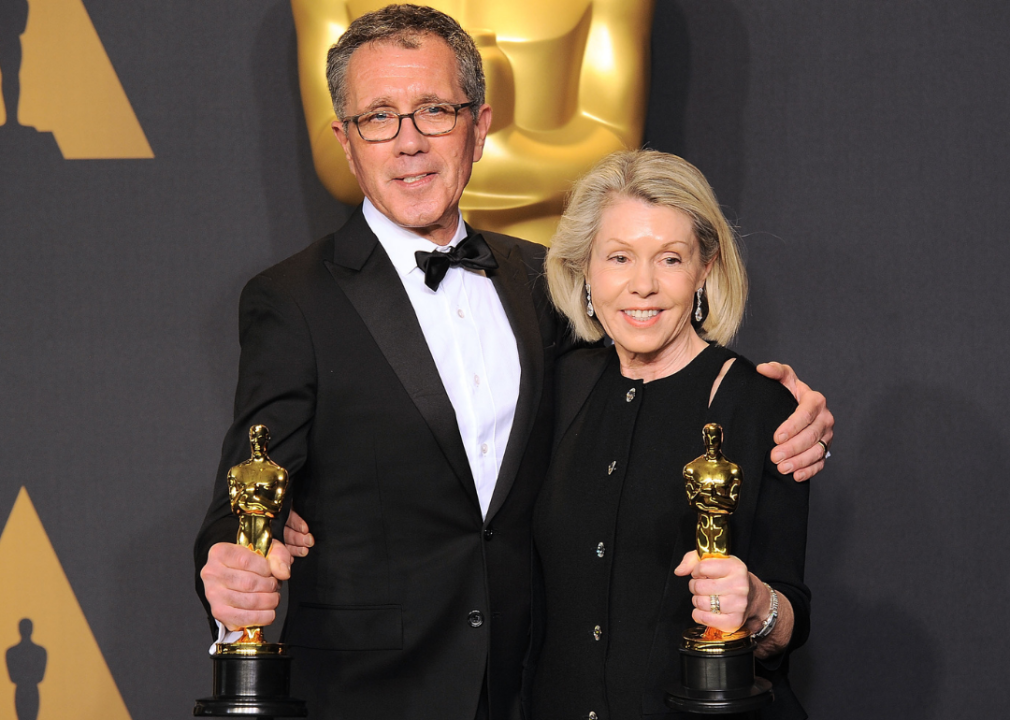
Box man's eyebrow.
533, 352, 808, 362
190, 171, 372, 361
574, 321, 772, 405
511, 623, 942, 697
415, 94, 453, 105
361, 97, 396, 112
360, 95, 455, 112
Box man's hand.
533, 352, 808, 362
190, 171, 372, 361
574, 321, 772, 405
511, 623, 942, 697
757, 362, 835, 482
284, 509, 314, 557
200, 540, 293, 631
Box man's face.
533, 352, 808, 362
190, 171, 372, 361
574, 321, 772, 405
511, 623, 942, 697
332, 37, 492, 245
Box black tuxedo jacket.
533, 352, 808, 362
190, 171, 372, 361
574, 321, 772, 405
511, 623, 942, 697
195, 208, 565, 720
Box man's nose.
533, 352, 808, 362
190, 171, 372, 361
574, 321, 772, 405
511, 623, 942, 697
393, 115, 429, 154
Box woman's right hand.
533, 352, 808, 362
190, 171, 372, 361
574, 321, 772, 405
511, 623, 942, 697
674, 551, 755, 634
674, 550, 795, 657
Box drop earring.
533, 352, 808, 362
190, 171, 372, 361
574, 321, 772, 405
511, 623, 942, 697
691, 286, 709, 330
586, 282, 594, 317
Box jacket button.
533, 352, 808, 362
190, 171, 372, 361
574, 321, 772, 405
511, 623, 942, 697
468, 610, 484, 628
484, 526, 494, 541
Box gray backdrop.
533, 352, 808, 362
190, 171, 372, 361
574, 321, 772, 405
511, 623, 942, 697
1, 1, 1007, 718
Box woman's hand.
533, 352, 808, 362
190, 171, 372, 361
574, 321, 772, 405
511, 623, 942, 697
674, 551, 795, 657
674, 551, 755, 633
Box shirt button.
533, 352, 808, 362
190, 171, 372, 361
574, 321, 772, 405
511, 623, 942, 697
588, 713, 599, 720
607, 461, 616, 475
484, 526, 494, 541
481, 443, 489, 455
457, 308, 465, 318
596, 542, 605, 558
626, 388, 636, 402
474, 374, 481, 386
593, 625, 602, 641
468, 610, 484, 628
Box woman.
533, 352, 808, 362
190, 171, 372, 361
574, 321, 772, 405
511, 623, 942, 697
531, 150, 809, 719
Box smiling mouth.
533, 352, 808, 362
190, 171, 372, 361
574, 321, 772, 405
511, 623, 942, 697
624, 309, 660, 320
399, 173, 434, 184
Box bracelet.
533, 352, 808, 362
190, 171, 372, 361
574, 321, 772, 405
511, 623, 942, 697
752, 583, 779, 640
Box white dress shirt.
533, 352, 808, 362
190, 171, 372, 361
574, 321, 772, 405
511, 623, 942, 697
363, 198, 521, 517
212, 200, 522, 650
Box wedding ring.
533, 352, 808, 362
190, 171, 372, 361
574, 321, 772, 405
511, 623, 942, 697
817, 440, 830, 460
709, 594, 721, 614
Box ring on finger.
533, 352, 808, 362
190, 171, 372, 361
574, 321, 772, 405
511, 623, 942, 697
817, 439, 830, 460
709, 594, 721, 614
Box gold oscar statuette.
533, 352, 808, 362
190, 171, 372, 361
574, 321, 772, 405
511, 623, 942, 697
224, 425, 290, 649
666, 423, 772, 714
194, 426, 307, 718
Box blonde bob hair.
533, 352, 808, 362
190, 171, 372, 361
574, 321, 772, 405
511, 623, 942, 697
546, 150, 748, 346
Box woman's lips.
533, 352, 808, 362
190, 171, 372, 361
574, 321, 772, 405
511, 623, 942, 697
621, 309, 662, 326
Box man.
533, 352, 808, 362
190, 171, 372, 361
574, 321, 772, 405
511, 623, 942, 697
195, 6, 833, 720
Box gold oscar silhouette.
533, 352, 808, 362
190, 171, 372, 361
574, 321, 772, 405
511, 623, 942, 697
291, 0, 654, 245
194, 426, 306, 718
667, 423, 772, 714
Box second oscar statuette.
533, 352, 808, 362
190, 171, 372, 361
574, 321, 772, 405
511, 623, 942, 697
194, 425, 307, 718
666, 423, 772, 714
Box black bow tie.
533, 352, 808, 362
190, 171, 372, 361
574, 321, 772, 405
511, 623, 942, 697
414, 232, 498, 291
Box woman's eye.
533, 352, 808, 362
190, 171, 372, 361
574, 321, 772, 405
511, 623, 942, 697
663, 256, 682, 265
611, 254, 628, 263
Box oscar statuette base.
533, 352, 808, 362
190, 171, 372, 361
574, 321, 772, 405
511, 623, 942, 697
194, 644, 307, 718
666, 631, 772, 715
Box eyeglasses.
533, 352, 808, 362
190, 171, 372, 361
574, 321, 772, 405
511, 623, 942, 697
343, 102, 475, 143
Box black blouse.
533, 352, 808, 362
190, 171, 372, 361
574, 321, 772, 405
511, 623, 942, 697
530, 345, 810, 720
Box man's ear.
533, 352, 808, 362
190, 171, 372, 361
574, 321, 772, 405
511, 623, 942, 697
332, 119, 357, 175
472, 103, 493, 162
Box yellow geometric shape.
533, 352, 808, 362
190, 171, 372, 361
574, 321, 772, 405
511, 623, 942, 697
12, 0, 153, 158
0, 487, 133, 720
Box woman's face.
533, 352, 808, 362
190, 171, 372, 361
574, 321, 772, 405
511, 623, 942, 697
587, 198, 712, 370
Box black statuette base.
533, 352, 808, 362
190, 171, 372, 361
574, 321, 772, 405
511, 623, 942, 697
194, 654, 307, 718
666, 644, 773, 715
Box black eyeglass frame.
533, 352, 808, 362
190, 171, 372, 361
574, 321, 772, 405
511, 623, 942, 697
342, 102, 476, 143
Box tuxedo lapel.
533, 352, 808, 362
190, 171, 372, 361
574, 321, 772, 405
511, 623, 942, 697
482, 234, 543, 524
323, 210, 478, 510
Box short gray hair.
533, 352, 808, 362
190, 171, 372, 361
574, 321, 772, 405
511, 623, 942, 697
326, 4, 484, 122
546, 150, 748, 345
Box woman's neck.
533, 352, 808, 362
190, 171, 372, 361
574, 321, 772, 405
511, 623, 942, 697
617, 330, 709, 383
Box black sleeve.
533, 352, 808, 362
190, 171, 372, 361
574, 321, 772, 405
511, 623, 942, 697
747, 380, 811, 659
710, 362, 811, 720
192, 273, 318, 636
712, 360, 811, 657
